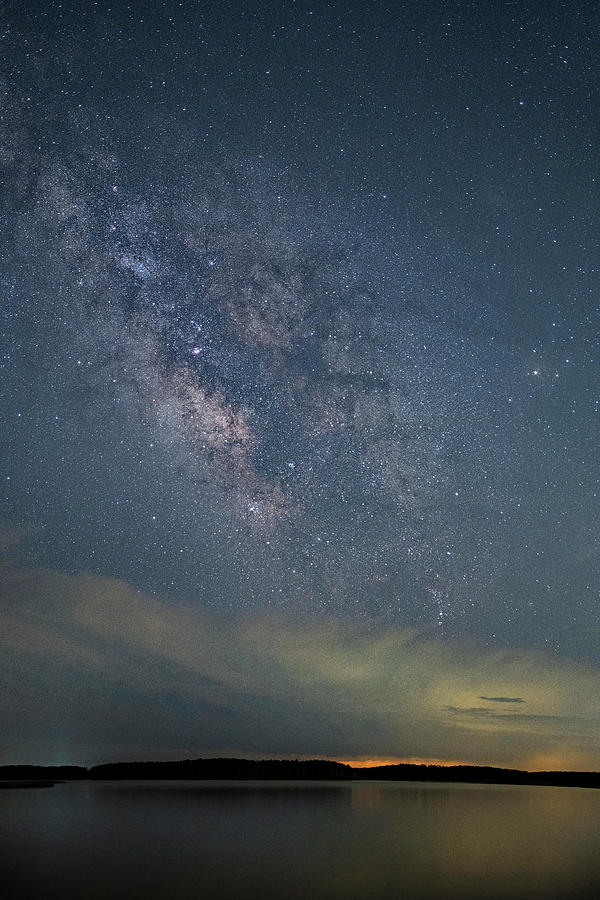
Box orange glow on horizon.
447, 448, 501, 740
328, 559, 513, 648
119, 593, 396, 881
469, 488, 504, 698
337, 757, 474, 768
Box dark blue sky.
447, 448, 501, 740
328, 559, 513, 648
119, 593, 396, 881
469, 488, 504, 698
1, 0, 599, 767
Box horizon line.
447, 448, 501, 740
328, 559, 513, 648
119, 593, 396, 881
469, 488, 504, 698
3, 756, 600, 776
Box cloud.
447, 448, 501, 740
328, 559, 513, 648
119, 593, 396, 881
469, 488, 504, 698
2, 550, 600, 769
479, 696, 525, 703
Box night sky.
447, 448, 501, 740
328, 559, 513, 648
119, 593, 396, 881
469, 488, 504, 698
2, 0, 599, 769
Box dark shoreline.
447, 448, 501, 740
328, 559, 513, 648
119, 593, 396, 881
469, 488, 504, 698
2, 759, 600, 790
0, 780, 57, 789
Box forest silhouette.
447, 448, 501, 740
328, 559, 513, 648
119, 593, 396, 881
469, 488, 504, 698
2, 758, 600, 789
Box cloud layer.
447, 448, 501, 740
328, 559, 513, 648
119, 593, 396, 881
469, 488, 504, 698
2, 551, 599, 769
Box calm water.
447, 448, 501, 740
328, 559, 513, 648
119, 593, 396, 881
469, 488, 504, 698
2, 779, 600, 900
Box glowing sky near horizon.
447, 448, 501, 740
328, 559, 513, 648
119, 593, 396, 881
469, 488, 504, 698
1, 0, 599, 768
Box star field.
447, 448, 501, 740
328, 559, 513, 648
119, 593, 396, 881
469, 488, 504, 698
1, 0, 600, 766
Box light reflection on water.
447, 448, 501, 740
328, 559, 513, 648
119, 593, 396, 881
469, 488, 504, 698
2, 780, 600, 899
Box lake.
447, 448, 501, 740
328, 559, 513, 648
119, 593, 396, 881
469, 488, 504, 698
2, 780, 600, 899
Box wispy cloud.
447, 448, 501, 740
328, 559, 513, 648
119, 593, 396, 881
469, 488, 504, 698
2, 550, 600, 770
480, 696, 525, 703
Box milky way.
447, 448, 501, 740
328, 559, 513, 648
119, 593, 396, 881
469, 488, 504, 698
1, 0, 599, 659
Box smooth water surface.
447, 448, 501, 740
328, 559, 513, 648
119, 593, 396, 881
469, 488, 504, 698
2, 780, 600, 899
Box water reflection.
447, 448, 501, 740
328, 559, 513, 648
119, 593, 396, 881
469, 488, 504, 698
2, 780, 600, 899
